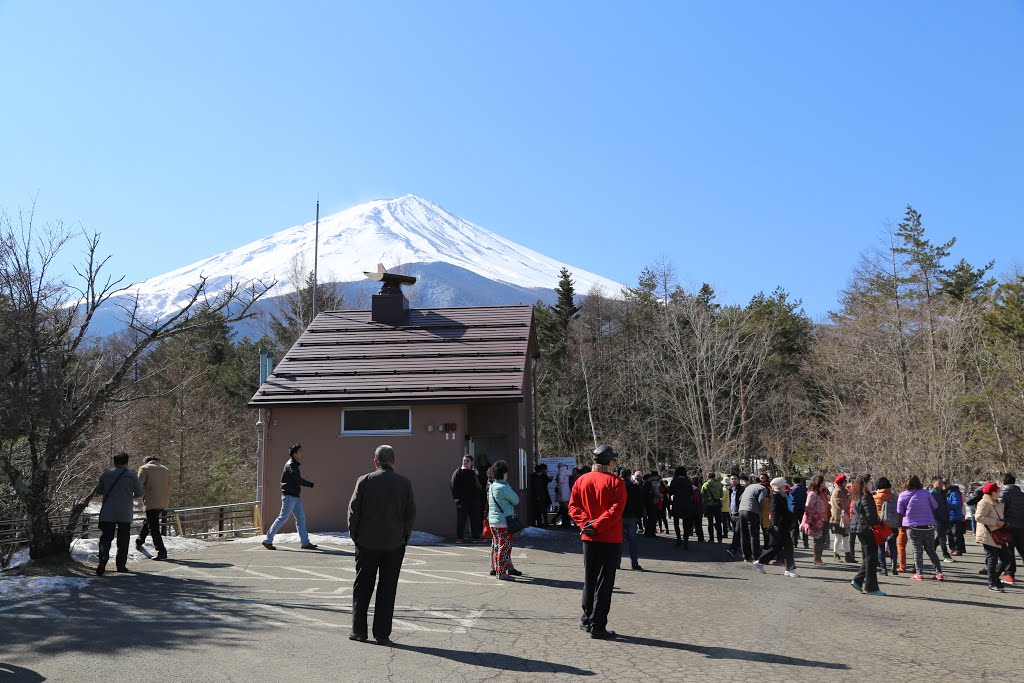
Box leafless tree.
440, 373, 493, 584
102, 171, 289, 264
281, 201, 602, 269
0, 203, 273, 563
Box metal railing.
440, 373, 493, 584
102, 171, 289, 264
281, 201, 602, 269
0, 501, 261, 554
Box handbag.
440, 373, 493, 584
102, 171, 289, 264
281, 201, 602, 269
872, 523, 893, 545
482, 519, 492, 539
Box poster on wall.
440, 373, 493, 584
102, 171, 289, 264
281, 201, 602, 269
538, 456, 577, 506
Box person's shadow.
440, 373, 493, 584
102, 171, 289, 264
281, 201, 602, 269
615, 636, 849, 669
0, 662, 46, 681
390, 644, 595, 676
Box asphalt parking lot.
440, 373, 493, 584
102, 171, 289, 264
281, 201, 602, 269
1, 530, 1020, 682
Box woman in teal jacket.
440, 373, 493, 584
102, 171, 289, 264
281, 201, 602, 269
488, 460, 521, 580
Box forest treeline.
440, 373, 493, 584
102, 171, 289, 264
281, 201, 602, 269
2, 204, 1022, 560
535, 206, 1024, 485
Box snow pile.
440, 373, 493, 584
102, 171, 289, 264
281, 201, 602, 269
68, 535, 212, 566
122, 194, 626, 321
517, 527, 566, 540
2, 535, 215, 572
235, 530, 444, 546
0, 577, 92, 601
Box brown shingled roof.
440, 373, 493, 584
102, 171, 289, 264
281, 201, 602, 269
247, 305, 535, 407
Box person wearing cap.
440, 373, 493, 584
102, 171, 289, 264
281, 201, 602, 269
830, 474, 854, 563
569, 444, 627, 640
347, 444, 416, 644
896, 475, 944, 581
136, 455, 172, 561
752, 477, 798, 577
975, 481, 1011, 592
93, 451, 144, 575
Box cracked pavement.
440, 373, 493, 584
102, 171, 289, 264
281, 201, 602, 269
1, 530, 1020, 682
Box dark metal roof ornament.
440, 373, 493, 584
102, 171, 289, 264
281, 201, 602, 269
364, 264, 416, 324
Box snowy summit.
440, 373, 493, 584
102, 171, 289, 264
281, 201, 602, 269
126, 195, 625, 322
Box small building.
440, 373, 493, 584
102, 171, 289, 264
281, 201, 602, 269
248, 273, 539, 538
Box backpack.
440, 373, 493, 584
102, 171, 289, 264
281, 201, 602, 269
881, 498, 901, 530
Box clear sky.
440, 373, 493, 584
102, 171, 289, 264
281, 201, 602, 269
1, 1, 1021, 318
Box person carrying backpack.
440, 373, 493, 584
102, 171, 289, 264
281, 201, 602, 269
874, 477, 901, 576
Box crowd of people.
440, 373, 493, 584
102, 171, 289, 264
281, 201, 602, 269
90, 443, 1023, 646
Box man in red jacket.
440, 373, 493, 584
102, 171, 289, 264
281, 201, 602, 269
569, 444, 627, 640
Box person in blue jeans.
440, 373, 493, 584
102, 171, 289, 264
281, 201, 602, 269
618, 467, 644, 571
263, 443, 318, 550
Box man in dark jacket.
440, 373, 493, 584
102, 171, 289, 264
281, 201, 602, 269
726, 474, 746, 559
669, 467, 694, 549
618, 467, 645, 571
347, 444, 416, 645
93, 451, 144, 576
529, 464, 552, 528
790, 477, 808, 549
1001, 473, 1024, 582
930, 477, 952, 561
263, 443, 317, 551
451, 455, 482, 542
945, 481, 966, 556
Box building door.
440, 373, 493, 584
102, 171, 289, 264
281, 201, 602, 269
469, 435, 508, 479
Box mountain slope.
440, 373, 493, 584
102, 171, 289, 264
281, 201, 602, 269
127, 194, 625, 323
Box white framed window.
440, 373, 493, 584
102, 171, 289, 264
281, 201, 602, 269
341, 407, 412, 436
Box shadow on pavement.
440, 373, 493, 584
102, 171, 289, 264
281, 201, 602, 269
391, 644, 596, 676
518, 576, 583, 590
0, 663, 46, 681
5, 571, 265, 658
886, 594, 1024, 610
616, 636, 850, 669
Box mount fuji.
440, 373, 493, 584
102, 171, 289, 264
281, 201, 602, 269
92, 195, 626, 336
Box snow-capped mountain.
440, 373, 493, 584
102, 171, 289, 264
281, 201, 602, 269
123, 194, 625, 322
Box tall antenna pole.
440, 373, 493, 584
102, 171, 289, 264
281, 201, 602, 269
312, 197, 320, 321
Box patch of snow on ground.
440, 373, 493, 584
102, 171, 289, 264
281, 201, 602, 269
517, 527, 565, 540
0, 577, 92, 601
69, 535, 213, 566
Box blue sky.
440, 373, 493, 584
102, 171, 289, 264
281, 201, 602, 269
1, 1, 1021, 318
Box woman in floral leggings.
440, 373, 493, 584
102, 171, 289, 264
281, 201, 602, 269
487, 460, 521, 580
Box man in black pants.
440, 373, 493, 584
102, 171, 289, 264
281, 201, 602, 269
726, 474, 746, 559
92, 451, 144, 575
569, 444, 627, 640
347, 445, 416, 646
1001, 473, 1024, 582
450, 454, 482, 542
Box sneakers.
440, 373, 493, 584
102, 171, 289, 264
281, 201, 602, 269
911, 574, 924, 580
850, 579, 863, 591
590, 629, 617, 640
753, 562, 767, 574
934, 573, 944, 581
153, 553, 167, 561
348, 632, 368, 642
943, 555, 956, 563
1002, 576, 1016, 585
301, 543, 319, 550
455, 538, 465, 544
989, 585, 1006, 593
863, 590, 886, 596
784, 570, 800, 578
261, 541, 276, 550
497, 574, 515, 581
